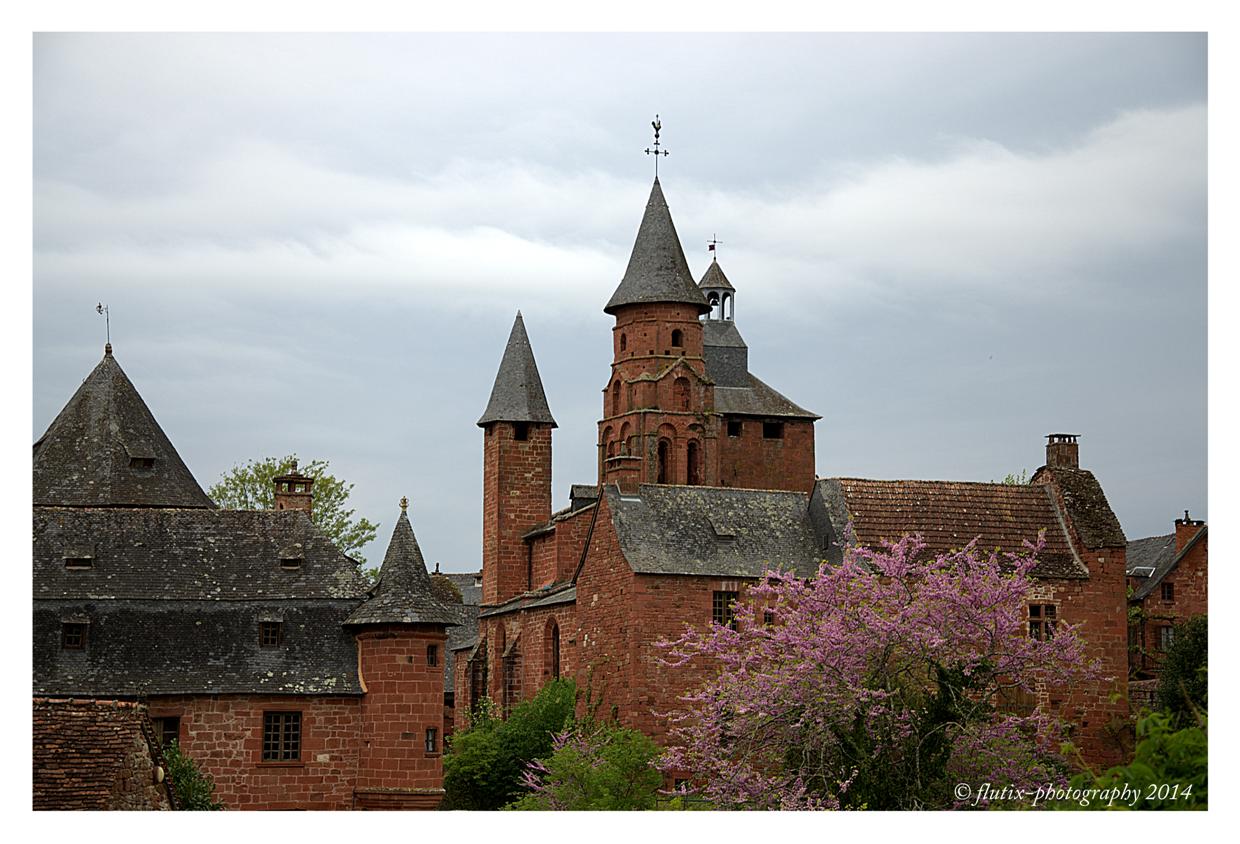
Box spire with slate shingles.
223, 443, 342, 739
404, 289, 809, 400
604, 179, 710, 316
344, 503, 459, 626
477, 312, 557, 428
33, 348, 215, 508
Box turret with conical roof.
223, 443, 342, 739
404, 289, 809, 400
699, 258, 736, 321
477, 312, 557, 428
345, 500, 459, 627
479, 313, 555, 605
33, 345, 215, 508
605, 179, 710, 316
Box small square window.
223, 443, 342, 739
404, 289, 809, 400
763, 609, 776, 626
727, 420, 743, 438
425, 727, 438, 754
262, 711, 301, 762
1158, 626, 1175, 651
427, 644, 439, 667
712, 591, 739, 629
513, 422, 530, 441
280, 556, 303, 570
1161, 582, 1175, 602
1028, 604, 1057, 641
153, 716, 181, 747
762, 422, 784, 439
61, 622, 87, 650
259, 621, 283, 648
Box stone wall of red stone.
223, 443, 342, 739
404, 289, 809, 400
716, 416, 816, 492
482, 421, 552, 605
1133, 524, 1207, 676
147, 693, 362, 810
354, 625, 447, 808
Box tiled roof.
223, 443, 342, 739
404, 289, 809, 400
35, 599, 366, 696
32, 698, 172, 810
608, 485, 822, 578
33, 348, 214, 509
34, 507, 370, 601
345, 508, 459, 626
698, 259, 735, 291
1126, 534, 1175, 578
605, 179, 710, 315
477, 312, 557, 428
815, 477, 1088, 579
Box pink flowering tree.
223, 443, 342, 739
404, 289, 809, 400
658, 534, 1099, 810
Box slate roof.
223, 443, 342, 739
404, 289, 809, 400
604, 179, 710, 315
714, 374, 820, 420
701, 312, 818, 419
1032, 467, 1127, 548
814, 478, 1088, 579
345, 508, 459, 626
444, 601, 481, 684
443, 571, 482, 606
32, 698, 172, 811
1131, 526, 1207, 601
35, 600, 365, 696
34, 507, 370, 600
33, 347, 214, 509
607, 485, 822, 578
1126, 534, 1175, 578
479, 584, 578, 619
478, 312, 558, 428
698, 259, 735, 291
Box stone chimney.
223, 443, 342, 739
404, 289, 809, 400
1045, 433, 1080, 469
273, 459, 314, 515
1174, 510, 1205, 552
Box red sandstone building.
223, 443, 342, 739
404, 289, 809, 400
455, 177, 1134, 768
1126, 512, 1208, 677
33, 347, 456, 810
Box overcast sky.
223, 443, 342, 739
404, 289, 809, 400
32, 33, 1207, 570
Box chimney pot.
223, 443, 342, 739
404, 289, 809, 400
1045, 433, 1080, 469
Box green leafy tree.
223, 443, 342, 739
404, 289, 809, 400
1053, 711, 1206, 810
208, 455, 378, 563
1157, 615, 1207, 721
441, 679, 577, 810
163, 742, 223, 810
507, 719, 663, 810
1000, 469, 1030, 485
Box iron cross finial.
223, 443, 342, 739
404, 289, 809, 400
645, 114, 669, 177
707, 234, 722, 261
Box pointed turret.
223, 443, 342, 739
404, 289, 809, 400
604, 179, 710, 316
699, 258, 736, 321
477, 313, 557, 428
32, 346, 215, 508
345, 500, 459, 626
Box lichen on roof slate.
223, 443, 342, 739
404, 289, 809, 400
698, 259, 736, 292
32, 348, 214, 508
477, 312, 558, 428
345, 509, 460, 626
604, 179, 710, 315
607, 485, 822, 578
1032, 467, 1127, 549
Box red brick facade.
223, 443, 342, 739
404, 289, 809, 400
1129, 518, 1208, 677
483, 420, 553, 605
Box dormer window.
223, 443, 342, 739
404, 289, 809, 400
63, 550, 93, 570
280, 555, 303, 570
129, 456, 155, 471
61, 621, 88, 650
259, 621, 284, 648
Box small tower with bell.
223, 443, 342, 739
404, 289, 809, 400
698, 236, 735, 321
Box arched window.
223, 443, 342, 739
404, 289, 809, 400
687, 440, 701, 486
657, 439, 671, 484
546, 619, 561, 679
612, 380, 622, 415
674, 377, 690, 411
722, 292, 733, 320
620, 333, 627, 352
619, 422, 632, 455
671, 329, 683, 347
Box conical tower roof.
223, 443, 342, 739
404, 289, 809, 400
477, 312, 557, 428
33, 346, 215, 508
605, 178, 710, 315
345, 502, 459, 626
698, 258, 735, 291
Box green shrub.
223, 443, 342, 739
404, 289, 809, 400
1157, 614, 1207, 722
441, 679, 577, 810
507, 720, 663, 810
163, 741, 223, 810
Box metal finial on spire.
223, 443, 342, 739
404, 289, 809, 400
707, 234, 722, 262
644, 114, 669, 177
400, 496, 409, 513
95, 303, 110, 352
